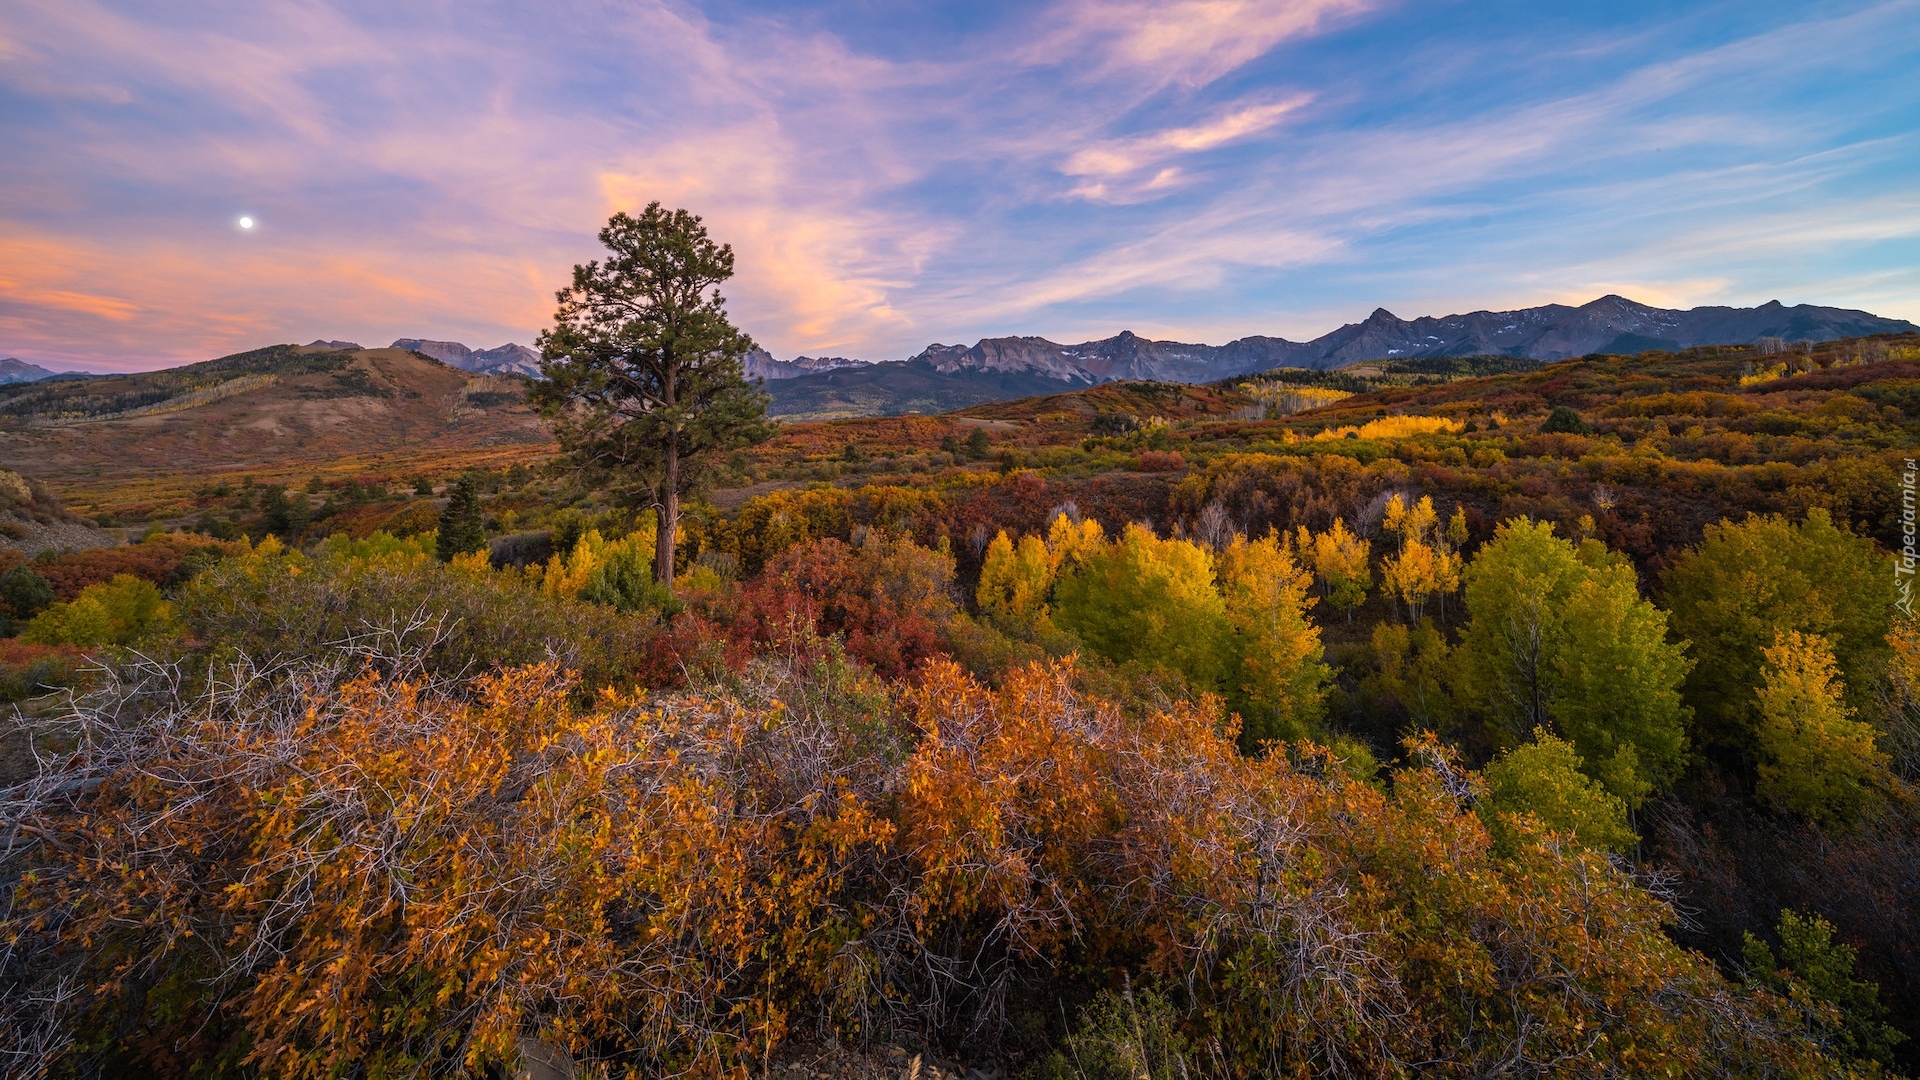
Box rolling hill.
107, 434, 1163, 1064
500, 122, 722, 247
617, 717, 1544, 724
0, 343, 550, 494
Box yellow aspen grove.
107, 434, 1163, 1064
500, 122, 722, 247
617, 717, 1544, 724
1382, 538, 1442, 622
976, 529, 1056, 633
1383, 493, 1438, 550
1754, 630, 1890, 826
1299, 517, 1372, 621
1046, 511, 1106, 569
1218, 532, 1331, 746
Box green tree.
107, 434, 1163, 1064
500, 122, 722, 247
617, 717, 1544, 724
1662, 510, 1889, 750
1744, 909, 1904, 1066
1454, 518, 1589, 736
965, 426, 990, 460
0, 563, 56, 631
578, 536, 672, 614
1549, 563, 1693, 805
1540, 405, 1591, 434
260, 486, 310, 540
1753, 630, 1887, 826
1054, 524, 1229, 691
1456, 518, 1691, 805
22, 574, 173, 647
435, 475, 487, 563
1367, 620, 1452, 729
1480, 729, 1637, 854
533, 204, 773, 591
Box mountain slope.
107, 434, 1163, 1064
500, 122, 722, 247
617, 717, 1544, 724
0, 357, 62, 385
0, 343, 548, 485
766, 360, 1091, 420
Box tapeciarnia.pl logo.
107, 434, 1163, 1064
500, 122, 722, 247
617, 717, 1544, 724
1900, 457, 1917, 617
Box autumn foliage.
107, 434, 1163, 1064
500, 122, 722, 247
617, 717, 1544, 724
2, 642, 1836, 1077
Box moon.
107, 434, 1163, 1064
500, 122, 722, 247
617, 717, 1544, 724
238, 216, 255, 230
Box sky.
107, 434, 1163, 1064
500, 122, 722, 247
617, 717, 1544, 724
2, 0, 1918, 373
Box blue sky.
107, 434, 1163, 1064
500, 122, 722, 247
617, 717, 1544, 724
2, 0, 1917, 372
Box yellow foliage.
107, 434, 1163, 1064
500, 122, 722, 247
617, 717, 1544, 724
1313, 415, 1461, 441
1754, 630, 1888, 826
977, 530, 1056, 633
1297, 517, 1372, 616
448, 548, 493, 577
1382, 538, 1443, 621
541, 526, 655, 601
1383, 493, 1438, 548
1046, 512, 1106, 568
1238, 382, 1354, 415
1218, 533, 1328, 744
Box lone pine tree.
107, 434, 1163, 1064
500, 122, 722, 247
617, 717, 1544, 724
435, 475, 486, 562
533, 204, 772, 591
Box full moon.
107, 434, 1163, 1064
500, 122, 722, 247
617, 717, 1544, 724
238, 216, 254, 229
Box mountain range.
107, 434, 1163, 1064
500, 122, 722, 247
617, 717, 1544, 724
0, 357, 89, 385
390, 339, 543, 377
757, 295, 1916, 418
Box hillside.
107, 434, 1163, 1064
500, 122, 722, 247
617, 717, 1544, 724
0, 343, 550, 507
4, 332, 1919, 1075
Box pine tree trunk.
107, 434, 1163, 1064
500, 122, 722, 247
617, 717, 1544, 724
656, 362, 680, 593
657, 441, 678, 593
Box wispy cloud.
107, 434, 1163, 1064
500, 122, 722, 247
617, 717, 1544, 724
0, 0, 1915, 371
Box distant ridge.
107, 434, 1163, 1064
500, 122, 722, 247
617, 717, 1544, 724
1, 357, 64, 385
742, 350, 870, 381
391, 338, 542, 377
762, 295, 1916, 417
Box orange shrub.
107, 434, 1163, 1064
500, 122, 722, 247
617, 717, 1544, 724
4, 649, 1833, 1077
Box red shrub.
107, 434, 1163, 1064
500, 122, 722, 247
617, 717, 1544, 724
739, 535, 956, 678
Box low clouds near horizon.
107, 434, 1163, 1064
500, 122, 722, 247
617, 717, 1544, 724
2, 0, 1917, 373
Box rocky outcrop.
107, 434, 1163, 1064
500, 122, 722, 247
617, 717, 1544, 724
743, 348, 871, 381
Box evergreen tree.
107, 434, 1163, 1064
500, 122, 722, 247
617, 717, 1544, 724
436, 475, 487, 563
533, 205, 773, 592
0, 563, 56, 627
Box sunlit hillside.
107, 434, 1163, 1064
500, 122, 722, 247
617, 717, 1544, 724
3, 334, 1916, 1076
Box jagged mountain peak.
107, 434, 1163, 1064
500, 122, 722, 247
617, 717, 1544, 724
758, 296, 1916, 416
390, 338, 541, 377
